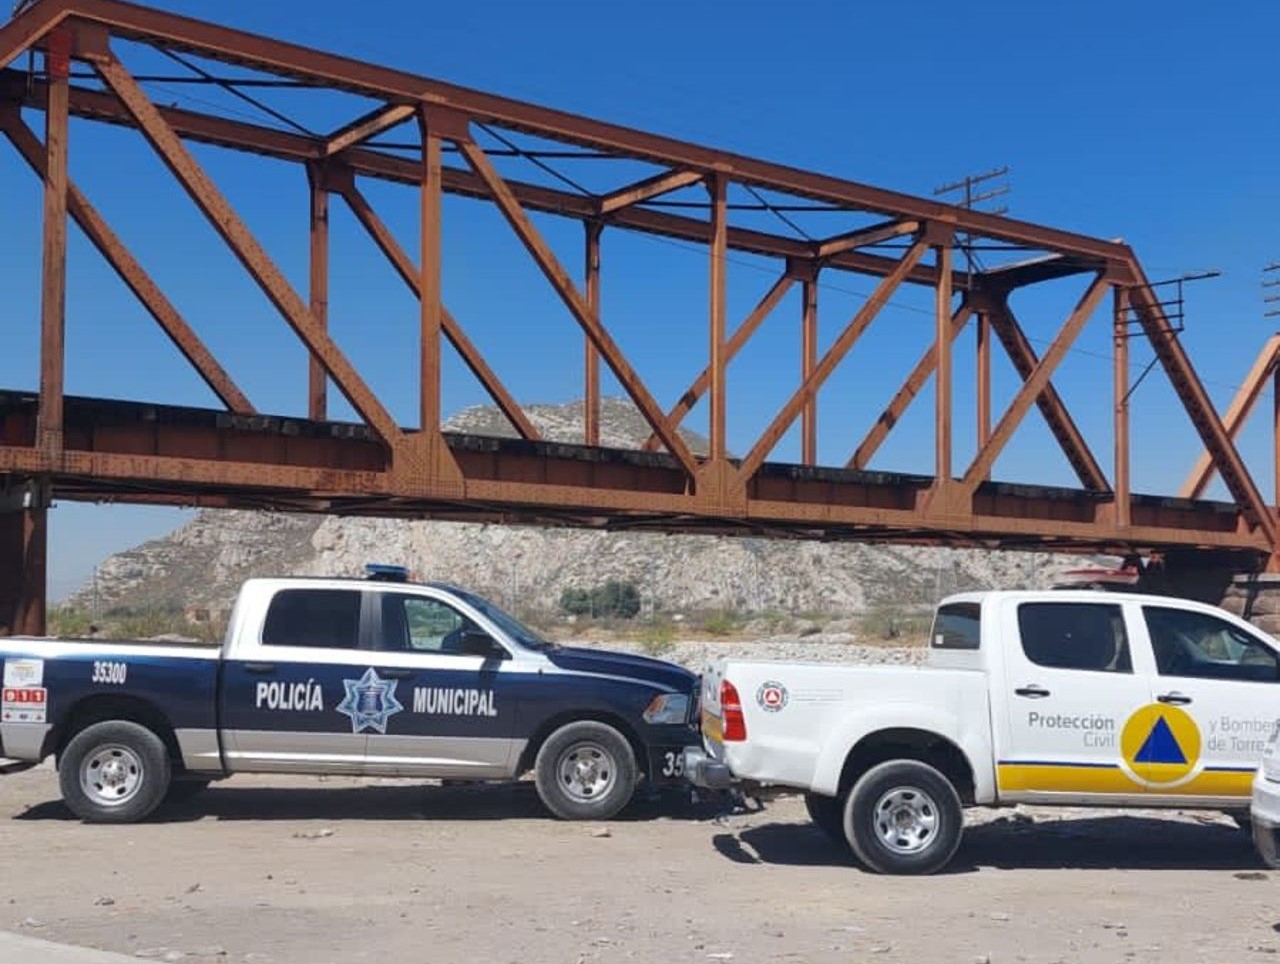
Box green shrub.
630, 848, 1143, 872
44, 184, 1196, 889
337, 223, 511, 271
559, 580, 642, 620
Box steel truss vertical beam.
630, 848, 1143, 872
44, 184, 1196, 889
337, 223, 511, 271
1114, 286, 1131, 527
935, 242, 953, 482
458, 138, 698, 477
961, 275, 1109, 493
37, 26, 70, 453
334, 179, 540, 442
982, 298, 1110, 492
307, 162, 329, 421
801, 271, 818, 465
1125, 261, 1275, 539
418, 109, 444, 436
976, 309, 991, 465
739, 240, 930, 480
1, 108, 254, 414
847, 300, 972, 470
91, 48, 402, 447
584, 221, 602, 447
709, 173, 728, 465
1179, 334, 1280, 500
642, 272, 795, 452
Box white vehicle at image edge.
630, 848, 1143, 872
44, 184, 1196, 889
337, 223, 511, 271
684, 589, 1280, 875
1251, 723, 1280, 866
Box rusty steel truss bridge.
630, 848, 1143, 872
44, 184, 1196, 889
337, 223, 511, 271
3, 0, 1280, 634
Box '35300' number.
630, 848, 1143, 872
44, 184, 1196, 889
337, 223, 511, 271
91, 661, 127, 685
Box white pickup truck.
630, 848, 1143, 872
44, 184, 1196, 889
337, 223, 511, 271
684, 589, 1280, 874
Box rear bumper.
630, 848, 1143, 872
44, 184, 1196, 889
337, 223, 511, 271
682, 746, 736, 790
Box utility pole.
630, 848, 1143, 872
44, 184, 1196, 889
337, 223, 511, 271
1263, 263, 1280, 319
933, 166, 1011, 281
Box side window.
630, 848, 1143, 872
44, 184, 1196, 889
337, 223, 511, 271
1016, 602, 1132, 673
261, 589, 361, 650
1143, 607, 1280, 683
931, 603, 981, 651
379, 594, 478, 654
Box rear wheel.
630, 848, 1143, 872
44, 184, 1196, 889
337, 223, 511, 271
804, 792, 846, 844
59, 720, 171, 824
534, 721, 637, 821
843, 759, 963, 875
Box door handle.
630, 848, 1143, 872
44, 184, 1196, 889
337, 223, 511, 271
1015, 685, 1051, 699
380, 668, 415, 680
243, 662, 276, 675
1157, 691, 1193, 705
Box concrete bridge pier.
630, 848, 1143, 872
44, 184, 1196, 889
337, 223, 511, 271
0, 481, 49, 637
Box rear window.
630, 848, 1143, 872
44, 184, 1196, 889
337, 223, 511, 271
262, 589, 362, 649
931, 602, 982, 651
1017, 602, 1131, 673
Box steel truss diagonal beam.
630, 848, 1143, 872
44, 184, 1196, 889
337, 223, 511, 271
847, 299, 973, 470
457, 138, 699, 477
90, 47, 402, 446
1179, 334, 1280, 500
324, 102, 414, 156
2, 108, 253, 414
739, 240, 930, 480
641, 272, 795, 452
816, 219, 917, 259
334, 177, 541, 441
599, 169, 703, 214
1124, 260, 1273, 538
961, 275, 1109, 492
984, 298, 1109, 492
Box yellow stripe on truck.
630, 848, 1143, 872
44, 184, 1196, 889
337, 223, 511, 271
997, 763, 1254, 797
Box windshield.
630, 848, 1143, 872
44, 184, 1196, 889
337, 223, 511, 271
448, 587, 554, 650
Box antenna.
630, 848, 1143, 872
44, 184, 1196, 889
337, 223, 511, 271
1263, 263, 1280, 319
933, 166, 1011, 280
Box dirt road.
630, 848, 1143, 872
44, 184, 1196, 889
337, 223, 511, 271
0, 765, 1276, 964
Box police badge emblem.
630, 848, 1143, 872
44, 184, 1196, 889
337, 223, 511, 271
336, 667, 404, 734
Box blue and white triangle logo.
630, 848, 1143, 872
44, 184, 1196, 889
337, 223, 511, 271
1134, 716, 1187, 766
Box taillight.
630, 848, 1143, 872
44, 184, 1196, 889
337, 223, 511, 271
720, 679, 747, 742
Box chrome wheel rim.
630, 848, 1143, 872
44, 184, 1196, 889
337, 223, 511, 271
557, 741, 615, 803
872, 785, 939, 855
80, 744, 144, 807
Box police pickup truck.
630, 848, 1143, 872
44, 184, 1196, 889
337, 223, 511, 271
685, 589, 1280, 874
0, 568, 699, 823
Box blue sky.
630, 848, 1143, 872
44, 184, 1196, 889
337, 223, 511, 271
2, 0, 1278, 600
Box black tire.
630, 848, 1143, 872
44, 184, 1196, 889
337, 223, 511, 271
58, 720, 171, 824
533, 721, 638, 821
843, 759, 963, 875
804, 792, 847, 844
164, 779, 212, 805
1228, 810, 1253, 834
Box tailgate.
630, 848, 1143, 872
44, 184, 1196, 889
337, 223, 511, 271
697, 659, 727, 753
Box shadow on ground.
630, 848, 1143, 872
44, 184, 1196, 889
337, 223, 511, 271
13, 780, 740, 824
715, 814, 1265, 873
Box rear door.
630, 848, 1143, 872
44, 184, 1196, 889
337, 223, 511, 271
994, 598, 1153, 802
359, 590, 522, 778
1135, 604, 1280, 801
219, 587, 373, 774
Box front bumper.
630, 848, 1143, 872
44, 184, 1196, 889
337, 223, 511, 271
682, 746, 736, 790
1251, 770, 1280, 867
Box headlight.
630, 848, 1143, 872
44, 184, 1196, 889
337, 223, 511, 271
643, 693, 690, 725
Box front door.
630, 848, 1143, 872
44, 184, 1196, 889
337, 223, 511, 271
1135, 604, 1280, 802
360, 591, 521, 778
995, 598, 1153, 802
220, 587, 372, 774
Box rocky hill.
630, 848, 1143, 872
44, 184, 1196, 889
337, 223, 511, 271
66, 398, 1094, 625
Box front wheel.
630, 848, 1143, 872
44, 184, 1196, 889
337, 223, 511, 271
58, 720, 171, 824
843, 759, 963, 875
534, 721, 638, 821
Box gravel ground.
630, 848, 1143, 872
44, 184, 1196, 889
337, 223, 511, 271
566, 636, 925, 671
0, 766, 1277, 964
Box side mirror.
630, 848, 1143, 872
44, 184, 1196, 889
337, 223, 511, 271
460, 629, 507, 660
